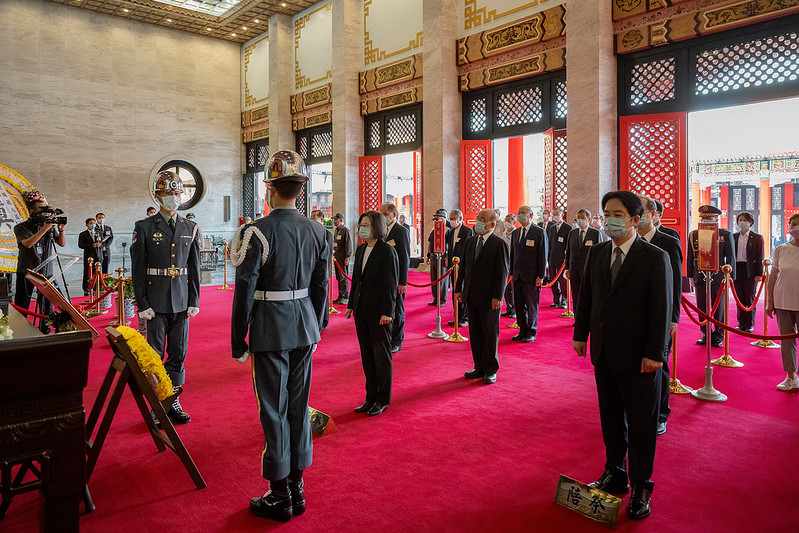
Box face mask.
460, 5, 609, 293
474, 220, 487, 235
576, 219, 588, 229
160, 195, 181, 211
739, 221, 750, 232
383, 215, 392, 226
333, 220, 340, 227
789, 227, 799, 241
87, 224, 96, 231
542, 214, 550, 222
505, 222, 514, 231
636, 213, 650, 230
604, 216, 631, 239
359, 226, 372, 240
97, 219, 104, 226
449, 219, 460, 227
517, 213, 528, 225
552, 215, 562, 223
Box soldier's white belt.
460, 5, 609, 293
147, 267, 187, 278
254, 288, 309, 301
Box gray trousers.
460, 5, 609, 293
776, 309, 799, 373
147, 310, 188, 386
252, 345, 314, 481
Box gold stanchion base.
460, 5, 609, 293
751, 339, 780, 348
559, 310, 574, 318
669, 378, 693, 394
711, 354, 745, 368
85, 311, 101, 318
328, 306, 340, 314
97, 309, 109, 315
507, 321, 520, 329
109, 320, 130, 327
444, 332, 468, 343
217, 284, 232, 290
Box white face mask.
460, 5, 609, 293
552, 215, 562, 223
160, 194, 181, 211
577, 219, 588, 229
738, 221, 750, 232
97, 219, 105, 226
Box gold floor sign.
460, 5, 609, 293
308, 407, 337, 438
554, 474, 621, 529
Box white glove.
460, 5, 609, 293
187, 307, 199, 317
235, 350, 252, 364
138, 308, 155, 320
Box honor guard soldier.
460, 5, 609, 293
130, 171, 201, 424
230, 150, 330, 523
687, 205, 736, 347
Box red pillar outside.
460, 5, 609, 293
507, 136, 526, 212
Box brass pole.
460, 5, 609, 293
218, 241, 232, 290
712, 265, 744, 367
669, 332, 693, 394
751, 259, 780, 348
559, 276, 575, 318
329, 259, 340, 314
445, 257, 467, 342
110, 267, 129, 326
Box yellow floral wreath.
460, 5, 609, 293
116, 326, 174, 401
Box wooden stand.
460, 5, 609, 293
85, 327, 206, 490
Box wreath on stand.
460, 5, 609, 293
116, 325, 173, 400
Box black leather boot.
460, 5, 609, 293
250, 478, 293, 522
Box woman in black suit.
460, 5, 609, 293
345, 211, 399, 417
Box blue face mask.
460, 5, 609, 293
474, 220, 486, 235
604, 216, 631, 238
359, 226, 372, 240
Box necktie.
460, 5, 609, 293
475, 236, 484, 258
610, 247, 623, 285
169, 218, 175, 233
520, 227, 527, 248
581, 230, 586, 243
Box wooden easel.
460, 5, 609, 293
85, 327, 206, 490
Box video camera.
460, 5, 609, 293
30, 206, 67, 226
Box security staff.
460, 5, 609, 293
131, 171, 201, 424
78, 217, 103, 296
332, 213, 353, 304
13, 190, 66, 331
687, 205, 736, 347
547, 206, 572, 308
230, 150, 330, 522
95, 212, 113, 274
380, 202, 410, 354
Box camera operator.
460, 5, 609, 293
14, 190, 66, 327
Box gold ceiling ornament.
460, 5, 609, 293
0, 164, 35, 273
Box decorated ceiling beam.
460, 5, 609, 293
359, 53, 423, 116
242, 104, 269, 143
291, 83, 332, 131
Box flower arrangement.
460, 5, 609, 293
0, 310, 13, 340
45, 310, 77, 333
116, 325, 173, 401
101, 275, 135, 299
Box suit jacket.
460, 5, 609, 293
347, 240, 398, 321
547, 222, 573, 267
733, 231, 765, 279
574, 236, 672, 374
648, 230, 683, 324
446, 224, 474, 266
385, 222, 410, 285
456, 233, 509, 307
78, 229, 103, 262
96, 224, 114, 256
658, 224, 680, 243
509, 224, 547, 282
131, 213, 200, 314
333, 224, 353, 261
687, 228, 736, 280
565, 226, 601, 278
231, 208, 330, 355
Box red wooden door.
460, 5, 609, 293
553, 129, 567, 218
460, 140, 492, 226
359, 156, 384, 214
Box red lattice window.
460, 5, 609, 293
554, 130, 567, 212
359, 156, 383, 214
630, 57, 676, 107
460, 140, 492, 225
543, 128, 554, 211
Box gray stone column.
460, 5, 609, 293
268, 14, 294, 153
423, 0, 462, 245
566, 0, 617, 215
332, 0, 363, 226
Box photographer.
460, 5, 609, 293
14, 190, 66, 326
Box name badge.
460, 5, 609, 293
387, 239, 396, 246
558, 236, 564, 242
455, 237, 460, 243
105, 229, 111, 235
585, 240, 593, 246
526, 240, 535, 247
336, 234, 341, 240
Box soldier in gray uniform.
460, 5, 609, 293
130, 171, 201, 424
230, 150, 330, 523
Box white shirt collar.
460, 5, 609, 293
612, 234, 636, 257
642, 226, 658, 242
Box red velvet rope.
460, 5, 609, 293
80, 284, 118, 309
407, 267, 454, 288
728, 275, 765, 312
685, 278, 728, 326
333, 259, 352, 281
10, 302, 49, 319
681, 296, 799, 340
542, 261, 566, 289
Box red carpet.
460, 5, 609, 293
4, 271, 798, 532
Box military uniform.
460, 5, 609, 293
687, 210, 736, 344
130, 211, 201, 386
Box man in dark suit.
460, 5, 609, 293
733, 212, 764, 332
78, 217, 103, 296
653, 199, 681, 243
573, 190, 672, 521
230, 150, 330, 522
509, 205, 547, 343
455, 209, 509, 385
565, 209, 601, 317
446, 209, 474, 327
380, 202, 410, 354
538, 209, 553, 231
332, 213, 352, 304
427, 208, 449, 305
638, 195, 683, 436
95, 212, 114, 274
399, 213, 411, 231
687, 205, 736, 347
131, 171, 201, 424
547, 206, 572, 308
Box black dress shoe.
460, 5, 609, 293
167, 406, 191, 424
250, 490, 293, 522
464, 369, 483, 379
710, 337, 723, 348
626, 486, 652, 520
746, 327, 754, 333
447, 319, 456, 325
501, 309, 515, 317
506, 312, 516, 318
428, 301, 438, 306
588, 470, 630, 495
522, 335, 536, 343
288, 479, 305, 516
354, 401, 374, 413
657, 421, 667, 435
483, 373, 497, 384
696, 335, 707, 345
367, 403, 388, 416
458, 321, 468, 327
512, 333, 524, 341
549, 303, 560, 308
390, 344, 402, 354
